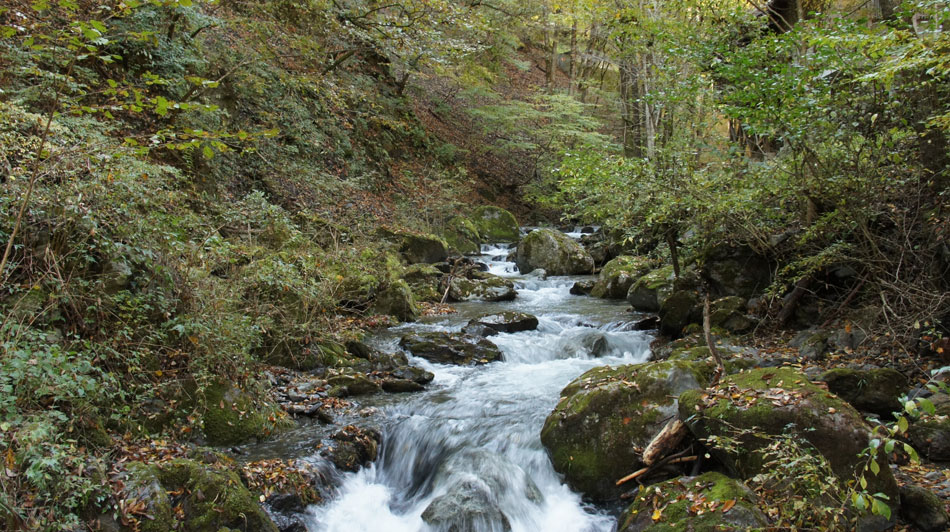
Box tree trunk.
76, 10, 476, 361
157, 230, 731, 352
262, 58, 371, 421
619, 60, 643, 158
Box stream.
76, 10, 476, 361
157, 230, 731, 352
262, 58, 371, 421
303, 234, 654, 532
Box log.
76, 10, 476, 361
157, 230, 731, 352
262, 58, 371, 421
642, 419, 688, 466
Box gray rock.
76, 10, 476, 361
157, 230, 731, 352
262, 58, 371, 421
399, 332, 502, 365
900, 485, 950, 532
465, 312, 539, 335
515, 228, 594, 275
421, 480, 511, 532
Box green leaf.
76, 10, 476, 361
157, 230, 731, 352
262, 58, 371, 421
202, 145, 214, 159
869, 459, 880, 476
898, 416, 909, 433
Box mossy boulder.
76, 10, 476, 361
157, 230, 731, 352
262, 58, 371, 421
261, 340, 348, 371
201, 380, 291, 446
399, 332, 502, 365
658, 289, 701, 338
790, 329, 830, 361
678, 368, 899, 505
900, 484, 950, 532
463, 311, 539, 336
909, 417, 950, 461
111, 462, 176, 532
618, 472, 768, 532
704, 244, 771, 298
822, 368, 908, 418
590, 256, 653, 299
380, 229, 448, 264
401, 263, 444, 303
373, 279, 419, 321
326, 373, 381, 397
515, 228, 594, 275
472, 206, 519, 242
626, 265, 676, 312
540, 360, 712, 501
443, 216, 482, 254
156, 459, 279, 532
421, 480, 512, 532
321, 425, 381, 472
448, 276, 516, 302
709, 296, 754, 334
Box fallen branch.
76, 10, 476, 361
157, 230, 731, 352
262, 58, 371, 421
616, 448, 695, 486
642, 419, 688, 466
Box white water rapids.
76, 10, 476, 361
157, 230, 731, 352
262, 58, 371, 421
305, 240, 653, 532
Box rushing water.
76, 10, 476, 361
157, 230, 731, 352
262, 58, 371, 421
304, 239, 653, 532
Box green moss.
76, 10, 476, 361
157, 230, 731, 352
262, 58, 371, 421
156, 459, 278, 532
591, 256, 653, 299
123, 462, 176, 532
443, 216, 481, 254
201, 380, 291, 446
472, 206, 519, 242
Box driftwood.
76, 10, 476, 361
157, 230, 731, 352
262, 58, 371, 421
616, 449, 697, 486
642, 419, 689, 466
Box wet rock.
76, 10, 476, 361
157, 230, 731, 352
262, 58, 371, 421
448, 276, 517, 302
381, 378, 425, 393
515, 228, 594, 275
421, 480, 512, 532
590, 256, 653, 300
617, 472, 768, 531
326, 373, 381, 397
322, 425, 381, 472
391, 365, 435, 384
464, 312, 539, 335
373, 279, 419, 321
900, 485, 950, 532
472, 205, 520, 242
678, 368, 899, 509
822, 368, 908, 418
541, 360, 713, 501
631, 316, 660, 331
570, 280, 595, 295
626, 265, 687, 312
909, 417, 950, 461
578, 330, 609, 357
399, 332, 503, 365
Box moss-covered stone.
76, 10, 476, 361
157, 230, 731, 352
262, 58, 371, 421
119, 462, 176, 532
590, 256, 654, 300
909, 417, 950, 461
709, 296, 754, 334
443, 216, 481, 254
678, 368, 899, 506
618, 472, 767, 531
399, 332, 503, 365
156, 459, 279, 532
540, 360, 712, 501
201, 380, 291, 446
704, 244, 771, 298
900, 484, 950, 532
463, 311, 539, 335
261, 339, 348, 371
402, 263, 444, 302
822, 368, 908, 418
658, 289, 701, 338
373, 279, 419, 321
515, 228, 594, 275
448, 276, 516, 302
326, 373, 381, 397
472, 206, 519, 242
626, 265, 676, 311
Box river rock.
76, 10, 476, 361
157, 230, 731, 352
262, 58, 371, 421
399, 332, 502, 365
373, 279, 419, 321
322, 425, 381, 472
464, 312, 539, 336
909, 417, 950, 461
448, 276, 516, 302
444, 216, 482, 254
900, 484, 950, 532
401, 263, 444, 303
380, 378, 425, 393
704, 244, 771, 298
626, 265, 676, 312
472, 205, 520, 242
570, 280, 595, 295
678, 368, 899, 507
540, 360, 713, 501
617, 472, 768, 531
515, 228, 594, 275
590, 256, 653, 299
383, 229, 449, 264
790, 328, 830, 361
326, 373, 381, 397
658, 289, 701, 338
93, 462, 175, 532
156, 458, 279, 532
821, 368, 908, 418
421, 479, 512, 532
391, 364, 435, 384
201, 380, 291, 446
709, 296, 754, 334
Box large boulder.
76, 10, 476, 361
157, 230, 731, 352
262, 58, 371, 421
658, 289, 701, 338
399, 332, 503, 365
472, 206, 520, 242
900, 485, 950, 532
443, 216, 482, 254
321, 425, 381, 472
448, 275, 516, 302
617, 472, 768, 531
463, 312, 539, 336
709, 296, 755, 334
626, 265, 677, 312
540, 360, 713, 501
908, 417, 950, 461
590, 256, 653, 300
704, 244, 771, 298
421, 480, 511, 532
382, 229, 449, 264
822, 368, 908, 418
678, 368, 899, 506
201, 381, 291, 446
516, 229, 594, 275
156, 459, 279, 532
373, 279, 419, 321
401, 264, 444, 303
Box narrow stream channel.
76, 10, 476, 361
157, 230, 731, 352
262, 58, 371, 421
305, 234, 654, 532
